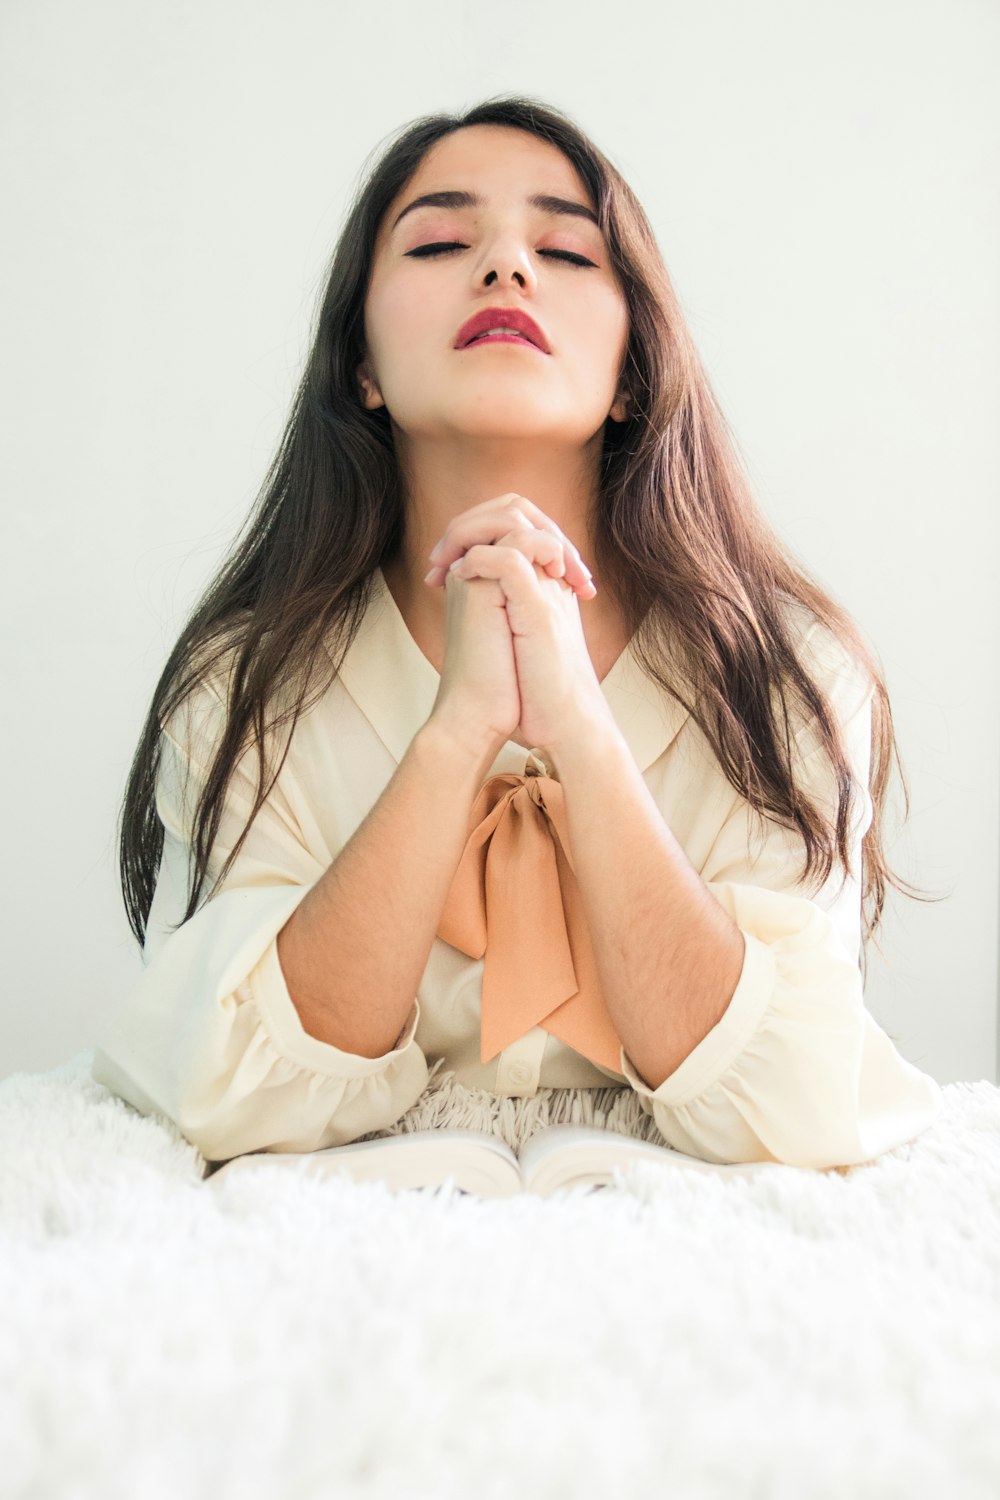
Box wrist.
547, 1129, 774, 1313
417, 714, 505, 779
543, 710, 628, 779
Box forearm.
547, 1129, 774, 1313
277, 718, 499, 1058
548, 719, 746, 1091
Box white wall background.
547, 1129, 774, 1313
1, 0, 996, 1086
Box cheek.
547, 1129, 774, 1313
569, 318, 629, 393
558, 282, 628, 368
385, 269, 444, 332
596, 291, 630, 359
365, 279, 431, 371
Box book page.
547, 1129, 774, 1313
207, 1128, 523, 1197
518, 1124, 788, 1196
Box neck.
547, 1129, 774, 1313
385, 430, 610, 614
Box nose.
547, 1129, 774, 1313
478, 236, 537, 291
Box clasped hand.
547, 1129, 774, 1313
424, 493, 615, 755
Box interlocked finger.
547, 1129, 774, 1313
445, 528, 577, 588
496, 525, 568, 578
424, 494, 595, 595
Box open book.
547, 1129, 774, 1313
203, 1122, 789, 1198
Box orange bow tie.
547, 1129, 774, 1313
435, 768, 624, 1072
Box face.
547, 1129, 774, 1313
357, 125, 631, 446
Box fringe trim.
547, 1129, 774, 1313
353, 1056, 668, 1156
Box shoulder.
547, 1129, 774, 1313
158, 613, 337, 774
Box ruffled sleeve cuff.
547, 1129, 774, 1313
249, 934, 421, 1077
92, 882, 429, 1163
620, 931, 777, 1107
618, 881, 944, 1171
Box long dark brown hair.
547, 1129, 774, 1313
118, 93, 944, 982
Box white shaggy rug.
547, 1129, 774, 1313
2, 1048, 999, 1500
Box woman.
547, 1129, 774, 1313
94, 96, 943, 1170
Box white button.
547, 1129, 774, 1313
507, 1062, 531, 1086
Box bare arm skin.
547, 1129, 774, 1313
275, 717, 500, 1058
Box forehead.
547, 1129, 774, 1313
378, 125, 594, 244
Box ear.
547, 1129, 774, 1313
608, 388, 632, 424
356, 359, 386, 412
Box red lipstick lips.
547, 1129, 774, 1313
454, 306, 551, 353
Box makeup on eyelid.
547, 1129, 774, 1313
405, 243, 596, 267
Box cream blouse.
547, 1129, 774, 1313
91, 567, 943, 1168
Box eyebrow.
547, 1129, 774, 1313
390, 190, 600, 233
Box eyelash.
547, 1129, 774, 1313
406, 242, 595, 268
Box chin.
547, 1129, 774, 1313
446, 404, 583, 436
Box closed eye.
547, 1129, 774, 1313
405, 242, 595, 267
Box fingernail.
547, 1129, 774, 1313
423, 567, 439, 584
428, 543, 445, 562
